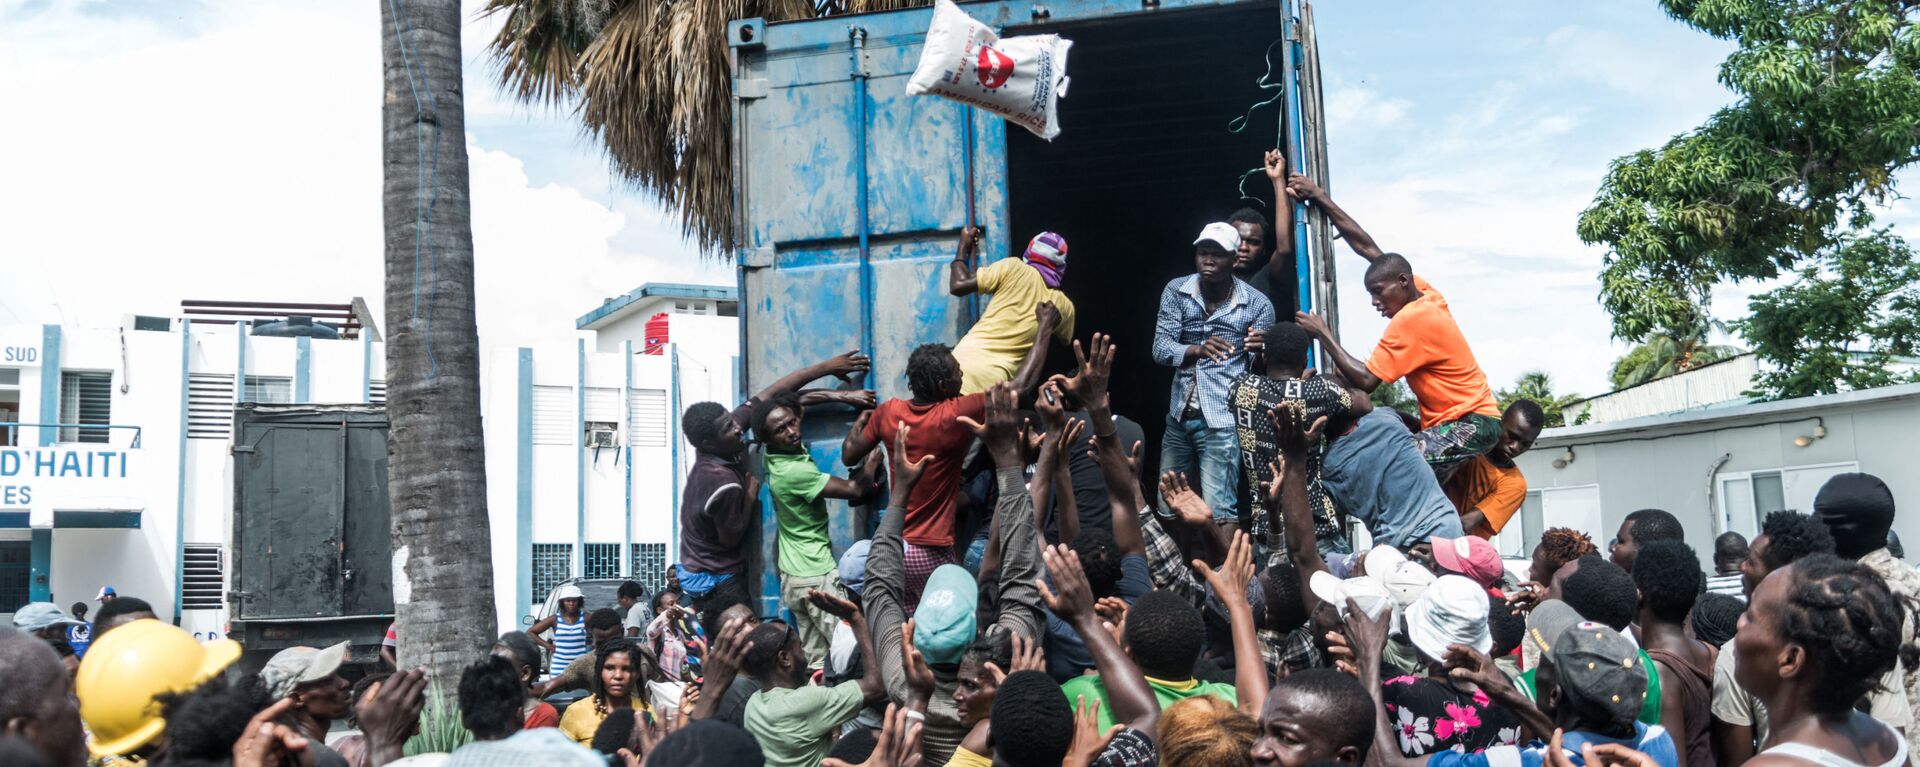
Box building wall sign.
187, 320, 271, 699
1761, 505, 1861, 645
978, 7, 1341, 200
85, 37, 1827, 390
2, 343, 39, 367
0, 448, 133, 507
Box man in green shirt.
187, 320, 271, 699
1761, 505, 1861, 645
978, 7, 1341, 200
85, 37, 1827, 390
1057, 589, 1237, 731
753, 393, 879, 671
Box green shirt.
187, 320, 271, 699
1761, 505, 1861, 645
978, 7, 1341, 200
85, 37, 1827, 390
1057, 673, 1237, 732
764, 451, 835, 577
1520, 647, 1662, 726
743, 681, 868, 767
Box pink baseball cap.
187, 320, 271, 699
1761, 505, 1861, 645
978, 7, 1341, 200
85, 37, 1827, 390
1431, 535, 1503, 588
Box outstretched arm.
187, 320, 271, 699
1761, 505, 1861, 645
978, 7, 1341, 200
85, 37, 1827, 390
949, 226, 982, 296
861, 424, 930, 705
1265, 150, 1297, 283
1043, 545, 1160, 736
1268, 403, 1330, 620
809, 590, 887, 701
841, 410, 878, 468
1195, 530, 1269, 714
1286, 173, 1384, 263
1056, 334, 1146, 558
754, 351, 872, 403
1294, 313, 1381, 393
959, 384, 1047, 640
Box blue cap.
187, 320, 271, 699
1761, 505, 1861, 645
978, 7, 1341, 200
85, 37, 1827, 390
839, 540, 872, 597
912, 565, 978, 665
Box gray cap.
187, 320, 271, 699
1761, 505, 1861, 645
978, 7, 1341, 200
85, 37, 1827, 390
11, 602, 81, 633
261, 642, 349, 699
1546, 621, 1648, 729
1521, 599, 1582, 672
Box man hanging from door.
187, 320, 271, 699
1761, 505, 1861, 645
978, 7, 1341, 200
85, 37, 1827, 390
947, 225, 1076, 394
1284, 174, 1503, 480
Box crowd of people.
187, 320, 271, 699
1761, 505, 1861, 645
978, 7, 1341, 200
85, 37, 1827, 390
4, 148, 1918, 767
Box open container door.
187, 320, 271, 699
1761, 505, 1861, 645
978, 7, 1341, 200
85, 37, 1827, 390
730, 0, 1325, 613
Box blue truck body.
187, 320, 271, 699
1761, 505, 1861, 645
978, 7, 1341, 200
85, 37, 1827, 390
727, 0, 1334, 613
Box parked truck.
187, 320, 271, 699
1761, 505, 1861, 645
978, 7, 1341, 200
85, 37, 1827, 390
728, 0, 1336, 612
227, 403, 394, 670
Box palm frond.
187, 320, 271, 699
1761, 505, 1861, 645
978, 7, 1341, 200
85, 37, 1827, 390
478, 0, 617, 106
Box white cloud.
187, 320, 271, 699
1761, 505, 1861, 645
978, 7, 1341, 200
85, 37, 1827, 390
1326, 87, 1411, 132
0, 0, 721, 349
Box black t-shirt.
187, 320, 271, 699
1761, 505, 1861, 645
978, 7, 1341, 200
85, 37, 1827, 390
1243, 260, 1298, 318
1045, 413, 1145, 543
714, 674, 761, 728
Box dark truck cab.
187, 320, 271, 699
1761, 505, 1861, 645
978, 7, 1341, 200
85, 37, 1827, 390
228, 403, 394, 670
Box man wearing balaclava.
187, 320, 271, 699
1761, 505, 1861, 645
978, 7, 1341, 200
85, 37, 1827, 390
947, 226, 1076, 394
1815, 472, 1920, 756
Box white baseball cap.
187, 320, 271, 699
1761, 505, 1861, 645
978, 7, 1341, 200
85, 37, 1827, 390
1193, 222, 1241, 253
1309, 570, 1394, 621
1404, 575, 1492, 660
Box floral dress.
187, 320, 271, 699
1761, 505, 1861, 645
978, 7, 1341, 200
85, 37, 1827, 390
1380, 675, 1524, 757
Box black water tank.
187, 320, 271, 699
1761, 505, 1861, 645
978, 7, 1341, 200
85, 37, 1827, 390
250, 315, 341, 339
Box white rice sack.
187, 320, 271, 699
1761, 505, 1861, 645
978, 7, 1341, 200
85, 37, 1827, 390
905, 0, 1072, 140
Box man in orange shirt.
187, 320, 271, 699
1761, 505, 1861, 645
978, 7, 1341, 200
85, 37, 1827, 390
1444, 399, 1544, 538
1284, 174, 1503, 478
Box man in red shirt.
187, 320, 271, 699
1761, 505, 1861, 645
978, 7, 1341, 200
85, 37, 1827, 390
841, 306, 1057, 610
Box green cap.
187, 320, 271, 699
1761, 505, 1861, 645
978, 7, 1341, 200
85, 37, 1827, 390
913, 565, 978, 665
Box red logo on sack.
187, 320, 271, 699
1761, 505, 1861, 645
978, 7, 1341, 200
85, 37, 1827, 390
976, 46, 1014, 89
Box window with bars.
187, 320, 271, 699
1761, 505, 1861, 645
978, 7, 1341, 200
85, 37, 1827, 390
631, 543, 668, 593
531, 543, 572, 601
532, 386, 573, 445
59, 371, 112, 443
628, 390, 669, 447
187, 373, 236, 439
243, 375, 292, 404
182, 544, 225, 610
368, 379, 387, 404
584, 543, 621, 579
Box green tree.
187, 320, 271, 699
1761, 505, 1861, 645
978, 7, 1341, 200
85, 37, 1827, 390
1607, 320, 1741, 390
1577, 0, 1920, 399
1496, 371, 1581, 428
480, 0, 927, 253
1371, 380, 1419, 418
1739, 229, 1920, 398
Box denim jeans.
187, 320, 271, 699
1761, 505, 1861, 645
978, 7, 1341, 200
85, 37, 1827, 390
1160, 414, 1241, 522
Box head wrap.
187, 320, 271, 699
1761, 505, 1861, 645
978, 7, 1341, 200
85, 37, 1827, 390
1814, 472, 1895, 560
1024, 232, 1068, 288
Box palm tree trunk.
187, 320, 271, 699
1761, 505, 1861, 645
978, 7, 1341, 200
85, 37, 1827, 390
381, 0, 496, 689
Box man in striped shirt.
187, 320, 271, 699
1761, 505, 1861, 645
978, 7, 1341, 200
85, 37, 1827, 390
1705, 531, 1748, 599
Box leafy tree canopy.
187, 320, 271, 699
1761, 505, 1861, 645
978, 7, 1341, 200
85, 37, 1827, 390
1496, 371, 1581, 428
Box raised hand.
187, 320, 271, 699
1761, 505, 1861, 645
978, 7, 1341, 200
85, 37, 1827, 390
807, 588, 862, 621
824, 350, 873, 383
1341, 596, 1392, 679
1057, 333, 1116, 408
1063, 696, 1123, 767
899, 618, 938, 703
1036, 380, 1069, 430
358, 668, 428, 763
1159, 471, 1214, 527
1506, 581, 1546, 613
1194, 530, 1255, 606
1267, 400, 1328, 459
823, 703, 925, 767
232, 698, 310, 767
1039, 544, 1097, 621
984, 631, 1044, 684
1263, 149, 1287, 181
955, 383, 1022, 467
1293, 311, 1332, 341
1285, 172, 1323, 202
959, 225, 983, 258
887, 423, 932, 496
1093, 597, 1129, 632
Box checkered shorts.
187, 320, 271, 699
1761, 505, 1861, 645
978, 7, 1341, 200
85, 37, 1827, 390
903, 541, 959, 614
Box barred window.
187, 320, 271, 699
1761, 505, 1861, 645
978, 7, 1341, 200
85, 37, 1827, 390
631, 543, 668, 593
58, 371, 112, 444
531, 544, 572, 601
182, 545, 225, 610
584, 543, 621, 579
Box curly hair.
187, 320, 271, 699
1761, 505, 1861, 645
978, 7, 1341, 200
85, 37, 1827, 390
1690, 593, 1743, 648
1536, 528, 1597, 579
906, 344, 962, 402
1757, 510, 1836, 570
1625, 509, 1685, 545
154, 674, 274, 763
1488, 593, 1526, 657
1632, 540, 1704, 623
592, 638, 641, 706
1266, 321, 1311, 372
961, 631, 1013, 671
1070, 531, 1122, 598
1228, 207, 1270, 241
1124, 590, 1206, 679
1262, 561, 1308, 633
1561, 555, 1637, 631
1272, 668, 1375, 762
1157, 695, 1257, 767
680, 401, 730, 449
1777, 554, 1914, 714
588, 607, 623, 633
458, 656, 525, 741
1505, 398, 1545, 427
990, 671, 1075, 767
741, 620, 793, 677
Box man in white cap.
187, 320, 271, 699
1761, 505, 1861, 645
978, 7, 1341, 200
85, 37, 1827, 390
1153, 221, 1276, 526
261, 642, 353, 767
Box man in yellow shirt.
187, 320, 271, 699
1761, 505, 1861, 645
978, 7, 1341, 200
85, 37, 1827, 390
949, 226, 1074, 394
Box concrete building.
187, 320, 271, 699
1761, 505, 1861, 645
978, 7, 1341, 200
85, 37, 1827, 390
0, 282, 738, 639
1504, 382, 1920, 562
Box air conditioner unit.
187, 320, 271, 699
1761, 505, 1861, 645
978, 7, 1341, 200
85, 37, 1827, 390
587, 427, 619, 449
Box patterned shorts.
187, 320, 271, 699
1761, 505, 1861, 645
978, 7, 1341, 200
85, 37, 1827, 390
1412, 412, 1500, 480
903, 541, 959, 614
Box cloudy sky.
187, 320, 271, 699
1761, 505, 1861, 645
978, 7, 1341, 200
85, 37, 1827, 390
0, 0, 1875, 396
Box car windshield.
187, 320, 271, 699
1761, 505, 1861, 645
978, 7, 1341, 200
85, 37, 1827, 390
575, 580, 622, 612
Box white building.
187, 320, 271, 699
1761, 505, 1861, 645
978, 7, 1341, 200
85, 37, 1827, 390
0, 282, 738, 639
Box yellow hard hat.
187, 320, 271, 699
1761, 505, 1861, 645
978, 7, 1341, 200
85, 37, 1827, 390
75, 618, 242, 758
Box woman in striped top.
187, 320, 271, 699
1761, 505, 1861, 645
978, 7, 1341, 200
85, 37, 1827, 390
531, 583, 589, 678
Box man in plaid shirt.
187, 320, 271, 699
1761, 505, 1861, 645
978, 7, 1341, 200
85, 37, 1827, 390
1152, 222, 1276, 527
